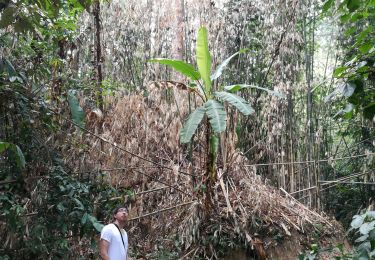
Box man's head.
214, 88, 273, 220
112, 206, 128, 223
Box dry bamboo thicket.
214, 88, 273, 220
63, 87, 345, 258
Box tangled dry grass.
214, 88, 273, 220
65, 84, 346, 259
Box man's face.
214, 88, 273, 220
114, 208, 128, 222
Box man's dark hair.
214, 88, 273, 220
112, 205, 128, 216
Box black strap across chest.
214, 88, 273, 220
113, 223, 126, 250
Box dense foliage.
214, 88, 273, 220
0, 0, 128, 258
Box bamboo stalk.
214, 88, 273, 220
319, 181, 375, 185
128, 200, 196, 222
244, 152, 374, 167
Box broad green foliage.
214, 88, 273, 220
224, 84, 285, 98
205, 100, 227, 133
0, 166, 122, 258
214, 91, 254, 115
149, 26, 278, 144
349, 211, 375, 259
196, 27, 212, 96
0, 0, 91, 33
180, 106, 205, 143
0, 142, 25, 169
322, 0, 375, 120
149, 59, 201, 81
211, 51, 243, 81
0, 1, 116, 258
68, 90, 86, 128
299, 211, 375, 259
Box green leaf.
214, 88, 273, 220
0, 142, 11, 153
224, 85, 243, 92
345, 26, 357, 36
354, 234, 368, 243
93, 221, 104, 232
334, 103, 354, 118
359, 42, 373, 54
367, 211, 375, 218
0, 142, 25, 169
224, 84, 285, 98
149, 59, 201, 81
57, 203, 66, 212
350, 12, 363, 22
81, 212, 88, 225
211, 50, 243, 81
356, 26, 372, 45
322, 0, 334, 12
363, 103, 375, 120
369, 229, 375, 240
359, 221, 375, 235
351, 215, 364, 229
67, 90, 85, 129
15, 145, 25, 169
89, 215, 104, 232
324, 82, 355, 102
205, 100, 226, 133
347, 0, 360, 12
180, 106, 205, 143
343, 82, 355, 97
14, 17, 33, 33
0, 58, 17, 78
196, 27, 212, 95
340, 14, 351, 23
0, 6, 16, 28
73, 198, 84, 210
214, 91, 255, 115
333, 66, 348, 77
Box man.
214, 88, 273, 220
99, 206, 129, 260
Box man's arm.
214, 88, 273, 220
99, 239, 110, 260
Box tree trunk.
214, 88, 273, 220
93, 0, 104, 112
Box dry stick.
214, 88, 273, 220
280, 188, 333, 227
24, 200, 197, 219
244, 152, 374, 167
133, 170, 192, 197
292, 172, 368, 199
319, 181, 375, 185
179, 247, 197, 260
320, 172, 370, 185
45, 107, 198, 178
279, 212, 301, 231
320, 173, 370, 192
289, 171, 369, 195
300, 172, 370, 194
76, 165, 162, 174
218, 176, 233, 215
127, 200, 196, 222
320, 172, 368, 186
0, 176, 49, 186
106, 185, 174, 202
289, 185, 316, 195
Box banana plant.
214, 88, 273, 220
150, 26, 281, 194
150, 27, 282, 144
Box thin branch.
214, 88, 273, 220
128, 200, 196, 222
244, 152, 374, 167
133, 169, 192, 197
